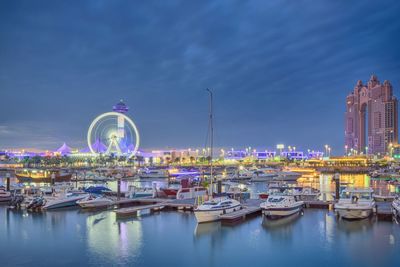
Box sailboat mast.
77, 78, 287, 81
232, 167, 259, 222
206, 88, 213, 196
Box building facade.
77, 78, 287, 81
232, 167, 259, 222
345, 75, 398, 155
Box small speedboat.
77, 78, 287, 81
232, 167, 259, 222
0, 186, 12, 202
27, 196, 46, 210
334, 188, 375, 220
77, 195, 114, 208
194, 197, 242, 223
43, 194, 88, 210
84, 186, 111, 194
260, 195, 304, 219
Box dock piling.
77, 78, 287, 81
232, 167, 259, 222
6, 173, 10, 191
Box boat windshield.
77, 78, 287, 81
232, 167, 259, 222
203, 201, 218, 206
340, 191, 372, 200
268, 197, 285, 203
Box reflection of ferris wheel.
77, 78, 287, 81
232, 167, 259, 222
87, 102, 140, 157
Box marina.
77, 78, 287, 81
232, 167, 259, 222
1, 1, 400, 266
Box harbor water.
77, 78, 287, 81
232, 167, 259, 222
1, 173, 400, 267
1, 206, 400, 267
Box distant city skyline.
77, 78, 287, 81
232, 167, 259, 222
1, 1, 400, 153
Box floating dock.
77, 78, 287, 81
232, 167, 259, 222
115, 203, 167, 218
220, 206, 261, 225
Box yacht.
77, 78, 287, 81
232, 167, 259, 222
127, 185, 155, 198
229, 169, 253, 181
77, 195, 114, 208
392, 198, 400, 219
43, 193, 88, 210
0, 186, 11, 202
176, 186, 207, 200
251, 168, 278, 182
138, 168, 169, 179
295, 187, 321, 201
260, 195, 304, 219
334, 188, 375, 220
194, 197, 242, 223
273, 171, 302, 181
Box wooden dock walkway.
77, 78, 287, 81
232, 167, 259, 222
220, 206, 261, 224
115, 203, 167, 218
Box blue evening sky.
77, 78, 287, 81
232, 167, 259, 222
1, 0, 399, 154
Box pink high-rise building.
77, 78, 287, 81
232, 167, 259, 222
345, 75, 398, 155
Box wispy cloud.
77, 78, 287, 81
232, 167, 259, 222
0, 0, 399, 151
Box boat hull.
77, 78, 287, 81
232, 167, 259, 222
262, 203, 304, 219
0, 196, 12, 202
335, 207, 373, 220
44, 195, 87, 210
194, 204, 241, 223
78, 200, 113, 208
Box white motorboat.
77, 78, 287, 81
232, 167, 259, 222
334, 188, 375, 220
392, 198, 400, 219
127, 185, 155, 198
296, 187, 321, 201
373, 194, 396, 202
43, 193, 88, 210
229, 169, 253, 180
194, 197, 242, 223
274, 171, 302, 181
0, 186, 11, 202
251, 168, 278, 182
77, 195, 114, 208
138, 168, 169, 179
176, 186, 207, 200
260, 195, 304, 219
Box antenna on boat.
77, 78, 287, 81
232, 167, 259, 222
206, 88, 214, 197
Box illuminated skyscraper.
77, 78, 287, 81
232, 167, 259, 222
345, 75, 398, 155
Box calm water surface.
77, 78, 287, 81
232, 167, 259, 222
1, 173, 400, 267
1, 206, 400, 267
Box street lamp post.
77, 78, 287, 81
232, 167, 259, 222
345, 145, 348, 156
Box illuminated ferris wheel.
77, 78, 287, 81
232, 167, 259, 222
87, 101, 140, 157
